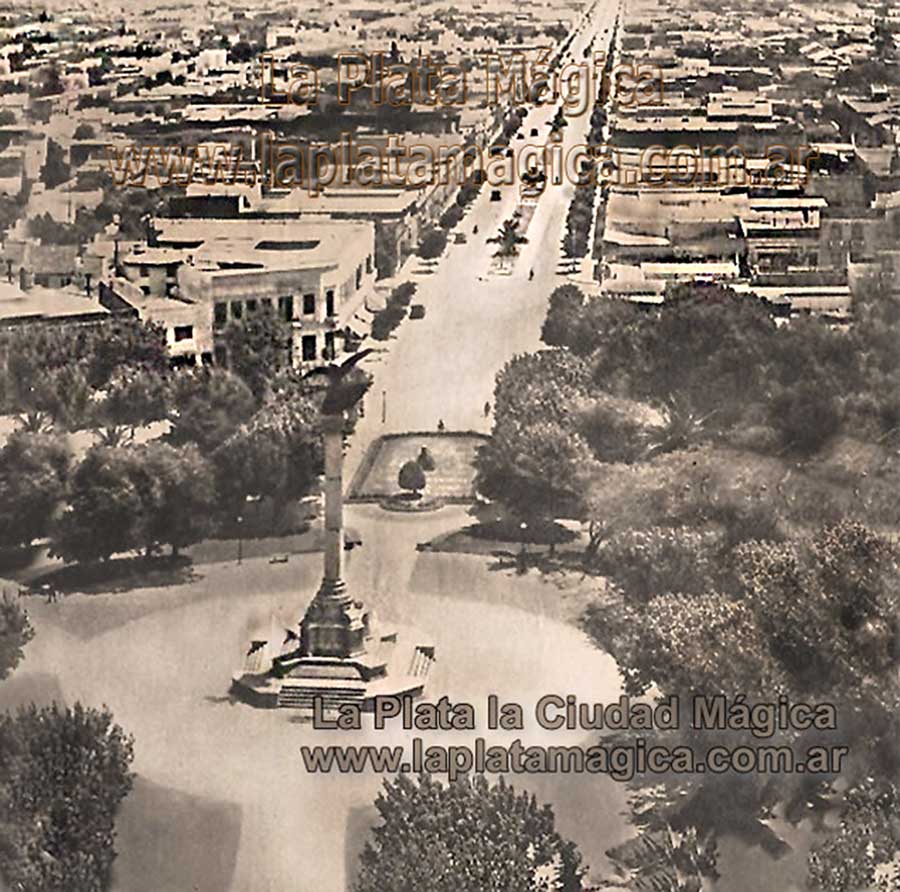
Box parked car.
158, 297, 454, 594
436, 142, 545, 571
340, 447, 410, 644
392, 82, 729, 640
409, 304, 426, 320
490, 189, 501, 201
530, 127, 539, 136
454, 232, 467, 244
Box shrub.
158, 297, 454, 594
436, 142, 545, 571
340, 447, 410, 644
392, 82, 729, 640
438, 204, 463, 230
398, 460, 426, 496
595, 526, 722, 603
417, 446, 436, 471
769, 383, 842, 456
417, 228, 447, 260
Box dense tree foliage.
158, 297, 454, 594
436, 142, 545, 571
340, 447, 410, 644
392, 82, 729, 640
213, 381, 322, 525
0, 432, 70, 548
93, 368, 169, 446
355, 774, 583, 892
51, 447, 146, 563
417, 227, 448, 260
131, 442, 217, 555
0, 318, 168, 426
167, 368, 256, 452
0, 703, 133, 891
476, 275, 900, 878
0, 598, 33, 682
808, 779, 900, 892
475, 350, 598, 521
51, 441, 217, 562
222, 306, 292, 400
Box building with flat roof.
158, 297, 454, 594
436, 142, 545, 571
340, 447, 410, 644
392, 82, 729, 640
121, 217, 378, 369
0, 273, 123, 329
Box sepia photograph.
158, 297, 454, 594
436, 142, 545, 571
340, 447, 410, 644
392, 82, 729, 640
0, 0, 897, 889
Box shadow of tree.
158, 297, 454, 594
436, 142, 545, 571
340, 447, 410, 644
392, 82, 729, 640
31, 554, 199, 597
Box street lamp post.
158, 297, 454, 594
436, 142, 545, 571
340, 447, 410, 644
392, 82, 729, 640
236, 515, 243, 565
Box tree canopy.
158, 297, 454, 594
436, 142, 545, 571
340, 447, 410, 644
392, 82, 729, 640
355, 774, 583, 892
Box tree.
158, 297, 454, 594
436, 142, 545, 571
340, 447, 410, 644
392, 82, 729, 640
576, 392, 657, 463
214, 424, 289, 520
39, 138, 70, 189
594, 527, 723, 604
2, 356, 93, 433
587, 519, 900, 709
212, 379, 322, 525
168, 368, 256, 452
607, 825, 718, 892
540, 284, 585, 347
72, 122, 96, 140
51, 447, 144, 564
132, 442, 216, 555
398, 459, 426, 497
588, 285, 778, 429
0, 596, 33, 681
417, 227, 447, 260
84, 317, 168, 390
488, 217, 527, 260
476, 351, 598, 521
355, 773, 583, 892
0, 702, 134, 891
0, 432, 70, 549
228, 41, 259, 64
29, 63, 64, 98
438, 204, 463, 230
222, 305, 292, 400
93, 368, 169, 446
0, 319, 167, 432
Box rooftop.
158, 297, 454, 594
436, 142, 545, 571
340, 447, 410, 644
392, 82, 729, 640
0, 281, 110, 324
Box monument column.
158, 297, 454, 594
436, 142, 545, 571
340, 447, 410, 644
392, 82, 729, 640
322, 412, 345, 590
300, 411, 367, 658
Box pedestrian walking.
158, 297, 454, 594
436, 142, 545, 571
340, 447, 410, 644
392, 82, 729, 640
437, 419, 445, 432
483, 401, 491, 418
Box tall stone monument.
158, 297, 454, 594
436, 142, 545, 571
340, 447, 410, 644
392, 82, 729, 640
232, 355, 434, 711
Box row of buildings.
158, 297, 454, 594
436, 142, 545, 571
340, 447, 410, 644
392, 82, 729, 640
0, 0, 584, 367
594, 0, 900, 320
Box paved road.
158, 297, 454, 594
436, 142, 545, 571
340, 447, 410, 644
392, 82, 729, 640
345, 2, 619, 485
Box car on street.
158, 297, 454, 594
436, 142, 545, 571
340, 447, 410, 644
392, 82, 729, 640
409, 304, 426, 320
454, 232, 467, 244
490, 189, 501, 201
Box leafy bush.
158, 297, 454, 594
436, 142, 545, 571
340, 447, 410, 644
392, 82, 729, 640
398, 460, 426, 495
438, 204, 463, 230
416, 228, 447, 260
595, 526, 722, 603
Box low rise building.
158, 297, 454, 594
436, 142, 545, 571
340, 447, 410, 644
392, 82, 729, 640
111, 217, 377, 369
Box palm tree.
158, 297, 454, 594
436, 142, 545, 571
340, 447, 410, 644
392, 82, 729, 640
488, 218, 528, 268
642, 395, 715, 458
